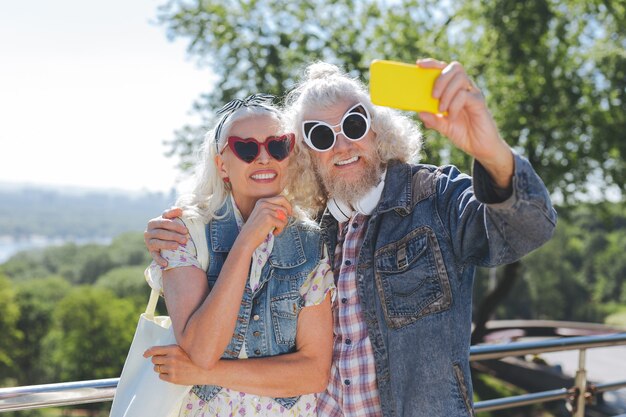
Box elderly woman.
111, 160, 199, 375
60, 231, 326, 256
143, 94, 334, 417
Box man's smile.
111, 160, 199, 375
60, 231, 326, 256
335, 156, 359, 166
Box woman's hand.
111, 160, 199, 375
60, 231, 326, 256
237, 196, 292, 251
416, 58, 514, 188
144, 207, 188, 267
144, 344, 209, 386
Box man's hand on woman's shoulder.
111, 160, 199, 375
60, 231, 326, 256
144, 207, 188, 267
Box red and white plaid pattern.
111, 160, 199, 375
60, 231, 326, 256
317, 213, 383, 417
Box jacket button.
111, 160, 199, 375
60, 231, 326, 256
344, 379, 351, 386
254, 349, 261, 355
253, 331, 261, 337
344, 260, 352, 266
253, 314, 260, 321
345, 338, 352, 345
341, 297, 348, 304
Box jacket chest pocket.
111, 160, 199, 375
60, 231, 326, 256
374, 226, 452, 329
270, 291, 302, 347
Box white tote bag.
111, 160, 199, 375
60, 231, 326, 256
109, 288, 192, 417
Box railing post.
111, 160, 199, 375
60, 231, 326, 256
573, 348, 587, 417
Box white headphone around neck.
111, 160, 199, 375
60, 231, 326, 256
327, 170, 386, 222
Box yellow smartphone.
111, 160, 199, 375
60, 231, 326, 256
369, 59, 442, 114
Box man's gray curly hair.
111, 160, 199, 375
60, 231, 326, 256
285, 61, 424, 215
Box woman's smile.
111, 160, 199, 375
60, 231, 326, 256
250, 169, 278, 182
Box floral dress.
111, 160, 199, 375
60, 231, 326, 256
147, 199, 335, 417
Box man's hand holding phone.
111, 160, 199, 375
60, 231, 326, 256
370, 58, 514, 189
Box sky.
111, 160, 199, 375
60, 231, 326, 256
0, 0, 213, 194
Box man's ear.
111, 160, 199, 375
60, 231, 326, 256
215, 154, 229, 180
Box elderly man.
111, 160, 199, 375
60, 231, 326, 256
144, 58, 556, 417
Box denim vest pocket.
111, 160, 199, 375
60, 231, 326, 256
374, 226, 452, 329
270, 291, 301, 346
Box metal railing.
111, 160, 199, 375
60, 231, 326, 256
2, 333, 626, 415
470, 332, 626, 415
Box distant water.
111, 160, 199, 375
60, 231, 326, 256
0, 235, 112, 263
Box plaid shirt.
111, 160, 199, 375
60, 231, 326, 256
317, 213, 383, 417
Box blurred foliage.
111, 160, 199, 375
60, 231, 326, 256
1, 233, 152, 284
474, 201, 626, 323
41, 286, 137, 382
0, 233, 149, 386
95, 265, 152, 308
11, 277, 71, 384
157, 0, 624, 204
605, 306, 626, 327
0, 273, 22, 383
472, 372, 557, 417
460, 0, 626, 203
107, 232, 154, 267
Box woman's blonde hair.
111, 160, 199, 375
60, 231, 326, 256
285, 61, 424, 215
177, 104, 295, 222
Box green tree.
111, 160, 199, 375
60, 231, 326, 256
457, 0, 626, 203
0, 274, 22, 384
588, 228, 626, 305
0, 248, 63, 282
12, 277, 72, 384
95, 265, 150, 309
472, 201, 626, 324
72, 244, 115, 284
42, 287, 137, 381
1, 243, 91, 283
108, 232, 153, 267
1, 232, 150, 284
523, 222, 594, 322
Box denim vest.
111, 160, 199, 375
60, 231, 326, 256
320, 154, 556, 417
192, 198, 323, 409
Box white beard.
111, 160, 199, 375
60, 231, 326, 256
314, 151, 383, 204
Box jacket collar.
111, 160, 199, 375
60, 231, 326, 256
374, 160, 413, 216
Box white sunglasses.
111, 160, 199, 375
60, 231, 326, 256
302, 103, 371, 152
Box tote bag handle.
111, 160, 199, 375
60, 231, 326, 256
144, 289, 160, 318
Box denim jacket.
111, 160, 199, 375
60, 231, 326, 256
192, 198, 324, 409
320, 153, 557, 417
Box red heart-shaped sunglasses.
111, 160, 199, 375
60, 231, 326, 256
221, 134, 295, 163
